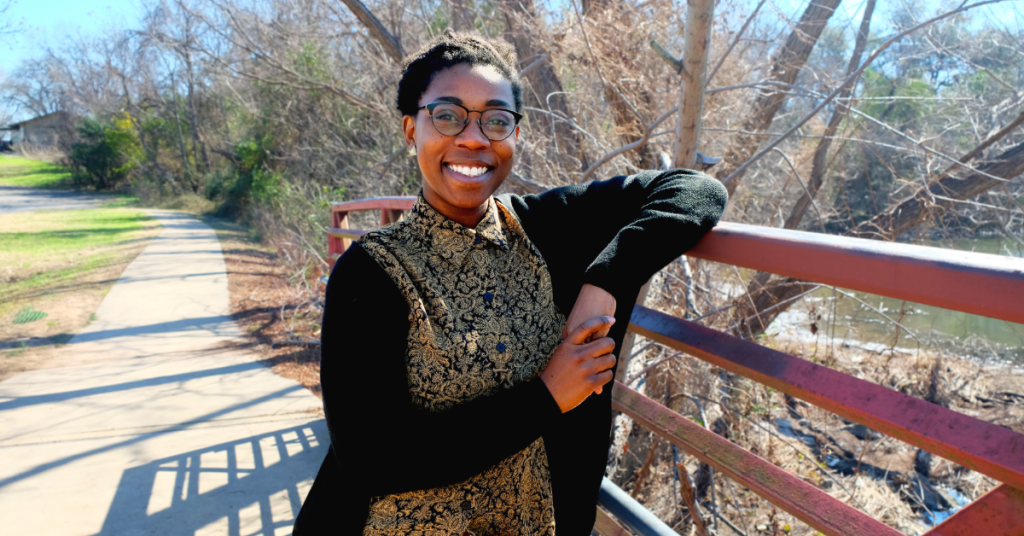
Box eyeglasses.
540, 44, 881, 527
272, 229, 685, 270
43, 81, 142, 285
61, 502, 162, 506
418, 102, 523, 141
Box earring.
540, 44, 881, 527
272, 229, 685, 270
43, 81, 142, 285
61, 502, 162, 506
407, 144, 417, 157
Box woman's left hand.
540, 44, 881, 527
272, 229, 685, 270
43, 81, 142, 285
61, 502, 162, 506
563, 284, 617, 394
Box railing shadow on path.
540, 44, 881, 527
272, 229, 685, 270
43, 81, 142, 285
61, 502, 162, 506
0, 384, 304, 490
0, 361, 267, 411
96, 421, 328, 536
68, 314, 243, 344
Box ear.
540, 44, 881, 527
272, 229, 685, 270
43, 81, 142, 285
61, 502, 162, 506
402, 115, 416, 148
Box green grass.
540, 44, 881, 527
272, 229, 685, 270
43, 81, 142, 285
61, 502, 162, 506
0, 209, 159, 313
0, 156, 73, 188
102, 195, 141, 208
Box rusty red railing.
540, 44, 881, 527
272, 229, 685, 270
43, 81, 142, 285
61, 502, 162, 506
326, 196, 1024, 536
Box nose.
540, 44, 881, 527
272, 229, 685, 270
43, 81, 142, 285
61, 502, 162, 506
453, 115, 490, 150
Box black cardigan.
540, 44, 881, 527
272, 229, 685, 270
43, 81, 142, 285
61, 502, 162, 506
294, 169, 728, 535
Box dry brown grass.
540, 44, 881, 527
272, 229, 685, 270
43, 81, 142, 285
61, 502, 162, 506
608, 325, 1015, 535
207, 218, 324, 398
0, 209, 162, 381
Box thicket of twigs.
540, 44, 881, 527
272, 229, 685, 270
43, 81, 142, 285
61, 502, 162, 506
3, 0, 1023, 533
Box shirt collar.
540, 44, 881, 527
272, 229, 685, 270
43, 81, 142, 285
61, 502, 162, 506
408, 193, 510, 266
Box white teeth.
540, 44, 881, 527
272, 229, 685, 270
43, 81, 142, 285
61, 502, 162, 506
447, 164, 489, 177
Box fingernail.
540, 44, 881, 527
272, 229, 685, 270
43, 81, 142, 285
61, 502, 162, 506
606, 316, 616, 323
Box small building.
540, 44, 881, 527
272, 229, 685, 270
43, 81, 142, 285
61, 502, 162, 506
1, 111, 74, 151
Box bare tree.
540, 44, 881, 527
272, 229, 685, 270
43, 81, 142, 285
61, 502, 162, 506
0, 0, 19, 37
713, 0, 844, 196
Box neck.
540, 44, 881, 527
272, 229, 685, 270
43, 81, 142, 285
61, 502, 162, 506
422, 190, 489, 228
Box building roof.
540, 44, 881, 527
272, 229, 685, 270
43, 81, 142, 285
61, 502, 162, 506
1, 111, 71, 130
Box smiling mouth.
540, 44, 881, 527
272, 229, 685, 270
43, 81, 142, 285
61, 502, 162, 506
445, 163, 493, 179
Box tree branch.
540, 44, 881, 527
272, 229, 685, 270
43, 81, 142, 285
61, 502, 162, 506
722, 0, 1014, 189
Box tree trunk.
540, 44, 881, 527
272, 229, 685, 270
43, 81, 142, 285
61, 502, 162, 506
714, 0, 844, 196
499, 0, 586, 170
338, 0, 405, 62
674, 0, 715, 169
783, 0, 876, 230
183, 45, 210, 175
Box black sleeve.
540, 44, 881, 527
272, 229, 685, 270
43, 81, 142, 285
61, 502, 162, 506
499, 169, 727, 303
319, 243, 563, 497
496, 169, 726, 536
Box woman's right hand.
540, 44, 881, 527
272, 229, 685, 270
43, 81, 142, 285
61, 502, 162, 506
540, 316, 617, 413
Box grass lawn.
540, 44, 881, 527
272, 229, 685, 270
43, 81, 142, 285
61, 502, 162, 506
0, 208, 161, 379
0, 156, 73, 188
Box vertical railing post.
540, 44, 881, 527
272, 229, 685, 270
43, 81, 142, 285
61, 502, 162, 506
381, 208, 403, 225
331, 210, 351, 260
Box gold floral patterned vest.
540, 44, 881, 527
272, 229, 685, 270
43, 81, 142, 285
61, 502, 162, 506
357, 194, 565, 536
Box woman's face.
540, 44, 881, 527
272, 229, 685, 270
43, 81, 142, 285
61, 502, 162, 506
403, 63, 518, 226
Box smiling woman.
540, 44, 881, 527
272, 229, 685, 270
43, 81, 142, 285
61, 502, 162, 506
295, 30, 729, 536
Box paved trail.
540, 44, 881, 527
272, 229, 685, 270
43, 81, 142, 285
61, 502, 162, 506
0, 184, 112, 214
0, 210, 326, 536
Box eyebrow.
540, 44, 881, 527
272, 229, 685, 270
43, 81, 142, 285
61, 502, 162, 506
434, 96, 513, 109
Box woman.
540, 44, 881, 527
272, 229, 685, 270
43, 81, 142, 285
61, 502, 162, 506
295, 30, 728, 536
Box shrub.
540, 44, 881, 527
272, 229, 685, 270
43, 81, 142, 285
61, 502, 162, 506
68, 114, 140, 190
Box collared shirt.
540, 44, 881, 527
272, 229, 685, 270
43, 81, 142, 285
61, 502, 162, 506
358, 194, 565, 536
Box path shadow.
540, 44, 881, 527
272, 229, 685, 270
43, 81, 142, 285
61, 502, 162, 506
70, 314, 241, 343
0, 361, 266, 411
97, 420, 328, 536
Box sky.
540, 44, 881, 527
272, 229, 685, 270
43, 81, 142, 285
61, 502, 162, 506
1, 0, 1021, 120
0, 0, 144, 76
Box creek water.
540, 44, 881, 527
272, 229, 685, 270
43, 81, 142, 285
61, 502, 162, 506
767, 236, 1024, 365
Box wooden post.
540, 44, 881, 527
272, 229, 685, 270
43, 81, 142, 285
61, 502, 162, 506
381, 208, 403, 226
330, 210, 351, 264
674, 0, 716, 169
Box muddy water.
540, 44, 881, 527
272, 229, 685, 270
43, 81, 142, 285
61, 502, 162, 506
767, 237, 1024, 365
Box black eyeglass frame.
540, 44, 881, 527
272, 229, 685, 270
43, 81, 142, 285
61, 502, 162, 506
417, 102, 523, 141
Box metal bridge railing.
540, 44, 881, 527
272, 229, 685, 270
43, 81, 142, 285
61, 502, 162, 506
326, 196, 1024, 536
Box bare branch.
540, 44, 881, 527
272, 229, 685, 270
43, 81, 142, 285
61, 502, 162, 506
581, 106, 678, 182
335, 0, 405, 62
722, 0, 1015, 189
706, 0, 766, 86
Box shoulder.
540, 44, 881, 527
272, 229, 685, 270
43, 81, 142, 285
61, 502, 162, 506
327, 242, 399, 299
356, 219, 419, 272
358, 218, 414, 253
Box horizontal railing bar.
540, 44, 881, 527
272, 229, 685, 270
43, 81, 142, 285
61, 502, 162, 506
327, 228, 369, 239
327, 212, 1024, 324
597, 477, 678, 536
612, 381, 903, 536
688, 221, 1024, 325
332, 196, 415, 213
921, 484, 1024, 535
629, 306, 1024, 491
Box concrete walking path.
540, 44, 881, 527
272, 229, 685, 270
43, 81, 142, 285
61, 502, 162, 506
0, 210, 327, 536
0, 184, 113, 214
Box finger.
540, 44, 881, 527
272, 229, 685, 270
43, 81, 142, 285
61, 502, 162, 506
579, 337, 616, 358
567, 316, 615, 345
585, 353, 617, 376
591, 369, 614, 388
584, 324, 612, 343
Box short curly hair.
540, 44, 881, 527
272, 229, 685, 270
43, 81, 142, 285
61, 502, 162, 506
396, 29, 523, 117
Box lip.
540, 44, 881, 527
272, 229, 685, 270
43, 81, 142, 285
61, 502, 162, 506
443, 162, 494, 184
